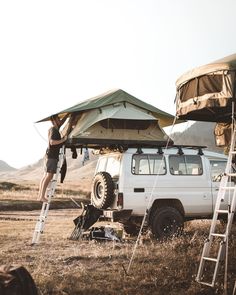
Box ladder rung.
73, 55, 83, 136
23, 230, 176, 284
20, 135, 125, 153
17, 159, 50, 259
202, 256, 218, 262
216, 209, 229, 214
34, 230, 43, 233
221, 186, 236, 190
211, 233, 226, 238
38, 215, 47, 220
196, 280, 214, 287
230, 151, 236, 154
226, 173, 236, 177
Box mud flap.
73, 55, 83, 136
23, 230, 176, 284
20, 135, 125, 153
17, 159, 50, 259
70, 204, 103, 240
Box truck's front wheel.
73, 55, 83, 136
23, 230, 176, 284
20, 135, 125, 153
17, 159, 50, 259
91, 172, 114, 209
151, 206, 184, 239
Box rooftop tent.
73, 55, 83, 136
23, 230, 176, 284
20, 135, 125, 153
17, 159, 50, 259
37, 89, 177, 149
175, 54, 236, 122
37, 89, 176, 127
66, 102, 170, 148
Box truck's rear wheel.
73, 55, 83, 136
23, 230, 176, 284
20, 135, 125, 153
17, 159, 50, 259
91, 172, 114, 209
151, 206, 184, 239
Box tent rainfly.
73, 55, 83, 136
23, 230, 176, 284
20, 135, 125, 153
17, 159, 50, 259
175, 53, 236, 123
37, 89, 176, 149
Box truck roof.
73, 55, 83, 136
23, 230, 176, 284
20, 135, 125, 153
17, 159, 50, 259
98, 146, 227, 159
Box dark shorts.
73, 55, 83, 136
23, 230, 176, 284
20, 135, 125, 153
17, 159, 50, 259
44, 157, 58, 173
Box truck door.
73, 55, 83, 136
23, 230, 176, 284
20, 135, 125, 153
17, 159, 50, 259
123, 153, 166, 215
168, 154, 213, 216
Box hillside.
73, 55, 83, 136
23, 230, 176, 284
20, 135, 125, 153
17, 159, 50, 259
0, 151, 98, 194
0, 121, 225, 186
0, 160, 17, 172
170, 121, 224, 153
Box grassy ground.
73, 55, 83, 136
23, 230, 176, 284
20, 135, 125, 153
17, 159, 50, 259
0, 216, 235, 295
0, 181, 89, 211
0, 182, 235, 294
0, 181, 90, 201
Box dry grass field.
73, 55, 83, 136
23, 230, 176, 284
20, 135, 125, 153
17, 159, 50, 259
0, 182, 236, 295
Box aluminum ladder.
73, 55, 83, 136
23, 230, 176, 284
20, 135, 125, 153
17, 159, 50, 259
196, 127, 236, 287
31, 146, 65, 244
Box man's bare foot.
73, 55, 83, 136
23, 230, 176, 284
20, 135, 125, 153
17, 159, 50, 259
39, 196, 48, 203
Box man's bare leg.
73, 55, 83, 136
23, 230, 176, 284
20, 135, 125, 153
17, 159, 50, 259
38, 173, 46, 199
38, 172, 54, 202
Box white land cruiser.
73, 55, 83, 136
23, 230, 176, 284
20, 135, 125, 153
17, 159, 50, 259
90, 146, 228, 238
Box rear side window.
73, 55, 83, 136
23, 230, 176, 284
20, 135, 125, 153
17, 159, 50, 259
132, 154, 166, 175
169, 155, 203, 175
96, 155, 121, 177
97, 157, 107, 172
210, 160, 227, 182
106, 157, 121, 177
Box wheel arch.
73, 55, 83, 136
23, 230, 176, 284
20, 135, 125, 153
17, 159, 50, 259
148, 199, 185, 224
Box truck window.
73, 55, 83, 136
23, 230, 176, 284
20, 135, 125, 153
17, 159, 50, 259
106, 156, 121, 177
210, 160, 227, 182
97, 157, 107, 172
96, 155, 121, 177
169, 155, 203, 175
132, 154, 166, 175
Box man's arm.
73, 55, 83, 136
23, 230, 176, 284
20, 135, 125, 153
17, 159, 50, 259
59, 113, 70, 126
48, 128, 67, 146
49, 136, 67, 146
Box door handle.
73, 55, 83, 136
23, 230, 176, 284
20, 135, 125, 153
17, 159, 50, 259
134, 188, 145, 192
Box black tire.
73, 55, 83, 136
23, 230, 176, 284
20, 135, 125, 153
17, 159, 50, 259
91, 172, 114, 209
0, 265, 38, 295
151, 206, 184, 239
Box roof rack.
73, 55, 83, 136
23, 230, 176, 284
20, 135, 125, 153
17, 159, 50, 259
165, 145, 207, 155
166, 145, 207, 149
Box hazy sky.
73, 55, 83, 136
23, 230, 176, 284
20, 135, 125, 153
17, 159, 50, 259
0, 0, 235, 168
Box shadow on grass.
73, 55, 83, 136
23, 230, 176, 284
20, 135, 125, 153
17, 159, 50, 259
0, 198, 89, 211
0, 181, 30, 191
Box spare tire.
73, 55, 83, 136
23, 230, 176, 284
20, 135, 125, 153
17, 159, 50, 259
91, 172, 114, 209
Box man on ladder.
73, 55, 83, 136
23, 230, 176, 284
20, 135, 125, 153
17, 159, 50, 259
38, 114, 68, 202
32, 114, 70, 244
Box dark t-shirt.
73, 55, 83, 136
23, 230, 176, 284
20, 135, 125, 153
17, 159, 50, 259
46, 127, 62, 159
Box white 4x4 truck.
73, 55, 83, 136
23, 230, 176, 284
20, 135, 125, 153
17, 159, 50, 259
90, 146, 229, 239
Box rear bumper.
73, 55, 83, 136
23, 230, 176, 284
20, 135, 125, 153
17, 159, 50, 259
102, 209, 133, 222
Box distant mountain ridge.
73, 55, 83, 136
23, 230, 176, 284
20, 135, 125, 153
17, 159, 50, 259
0, 160, 17, 172
171, 121, 223, 153
0, 151, 98, 195
0, 121, 224, 182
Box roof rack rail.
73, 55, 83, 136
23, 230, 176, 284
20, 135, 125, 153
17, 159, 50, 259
166, 145, 207, 149
165, 145, 206, 155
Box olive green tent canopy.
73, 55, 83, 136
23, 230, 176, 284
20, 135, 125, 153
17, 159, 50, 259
37, 89, 179, 149
175, 53, 236, 122
37, 89, 176, 127
65, 101, 172, 148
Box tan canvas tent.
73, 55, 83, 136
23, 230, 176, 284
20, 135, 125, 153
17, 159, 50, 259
37, 89, 176, 149
175, 53, 236, 122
